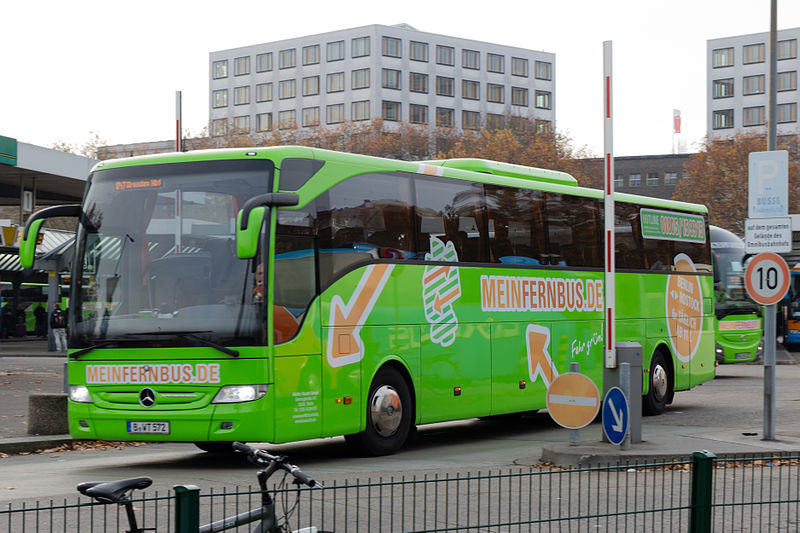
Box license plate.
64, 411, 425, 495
735, 352, 751, 360
127, 421, 170, 434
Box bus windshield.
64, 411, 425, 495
71, 159, 273, 349
712, 240, 758, 317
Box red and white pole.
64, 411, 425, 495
175, 90, 183, 152
603, 41, 616, 368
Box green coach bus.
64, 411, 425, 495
20, 146, 715, 455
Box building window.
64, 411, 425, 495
211, 119, 227, 137
212, 89, 228, 108
382, 36, 401, 57
382, 101, 401, 121
512, 57, 529, 77
779, 39, 797, 60
778, 71, 797, 91
436, 76, 454, 97
535, 120, 552, 133
778, 102, 797, 123
212, 60, 228, 79
463, 80, 479, 100
462, 110, 481, 129
646, 172, 659, 186
713, 109, 734, 129
437, 45, 454, 66
279, 79, 296, 99
511, 87, 528, 106
256, 83, 272, 102
664, 172, 678, 186
743, 43, 765, 64
487, 53, 504, 73
487, 83, 504, 103
303, 76, 320, 96
628, 173, 641, 187
410, 41, 428, 62
536, 61, 553, 80
743, 106, 765, 126
463, 49, 480, 69
352, 100, 370, 121
256, 53, 272, 72
486, 113, 504, 130
535, 90, 551, 109
327, 40, 345, 62
234, 86, 250, 105
302, 107, 320, 127
352, 68, 370, 89
256, 113, 272, 132
743, 74, 765, 95
234, 56, 250, 76
233, 115, 250, 133
713, 78, 734, 98
437, 107, 454, 127
410, 72, 428, 93
382, 68, 401, 89
278, 110, 296, 129
713, 47, 734, 68
615, 175, 624, 188
327, 72, 344, 93
302, 45, 320, 66
279, 49, 296, 69
352, 37, 370, 58
327, 103, 344, 124
410, 104, 428, 124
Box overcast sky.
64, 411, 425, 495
2, 0, 800, 158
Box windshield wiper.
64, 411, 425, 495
69, 339, 134, 359
133, 330, 240, 357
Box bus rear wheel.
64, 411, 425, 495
643, 351, 672, 416
345, 366, 413, 456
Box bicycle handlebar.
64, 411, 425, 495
231, 442, 321, 488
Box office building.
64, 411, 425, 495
208, 24, 555, 135
708, 28, 799, 139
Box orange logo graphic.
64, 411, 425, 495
666, 253, 703, 362
326, 264, 394, 367
526, 324, 559, 387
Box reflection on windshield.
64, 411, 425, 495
72, 160, 272, 348
714, 250, 758, 315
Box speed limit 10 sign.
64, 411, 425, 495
744, 252, 790, 305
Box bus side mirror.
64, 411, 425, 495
236, 206, 267, 259
20, 204, 82, 268
236, 193, 300, 259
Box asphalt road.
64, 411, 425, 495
2, 362, 800, 506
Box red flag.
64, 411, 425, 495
673, 109, 681, 134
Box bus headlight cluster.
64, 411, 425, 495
69, 385, 93, 403
212, 385, 268, 404
715, 343, 724, 355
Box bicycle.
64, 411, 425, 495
77, 441, 327, 533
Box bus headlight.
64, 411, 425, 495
715, 343, 724, 355
69, 385, 93, 403
212, 385, 268, 404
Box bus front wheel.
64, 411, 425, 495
643, 351, 672, 416
345, 366, 413, 456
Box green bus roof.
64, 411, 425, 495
420, 158, 578, 186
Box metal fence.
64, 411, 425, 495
3, 452, 800, 532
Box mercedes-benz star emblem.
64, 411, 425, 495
139, 388, 156, 407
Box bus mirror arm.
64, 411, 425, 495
239, 193, 300, 231
22, 204, 82, 242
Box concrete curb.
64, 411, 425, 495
0, 435, 76, 455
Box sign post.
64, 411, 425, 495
745, 252, 790, 441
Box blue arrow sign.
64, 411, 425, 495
602, 386, 629, 445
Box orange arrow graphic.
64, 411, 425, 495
423, 265, 453, 285
433, 287, 461, 313
328, 264, 393, 362
526, 325, 559, 387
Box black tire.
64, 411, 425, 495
345, 366, 413, 456
194, 441, 235, 453
643, 351, 672, 416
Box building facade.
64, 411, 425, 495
708, 28, 800, 139
582, 153, 691, 201
208, 24, 555, 136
